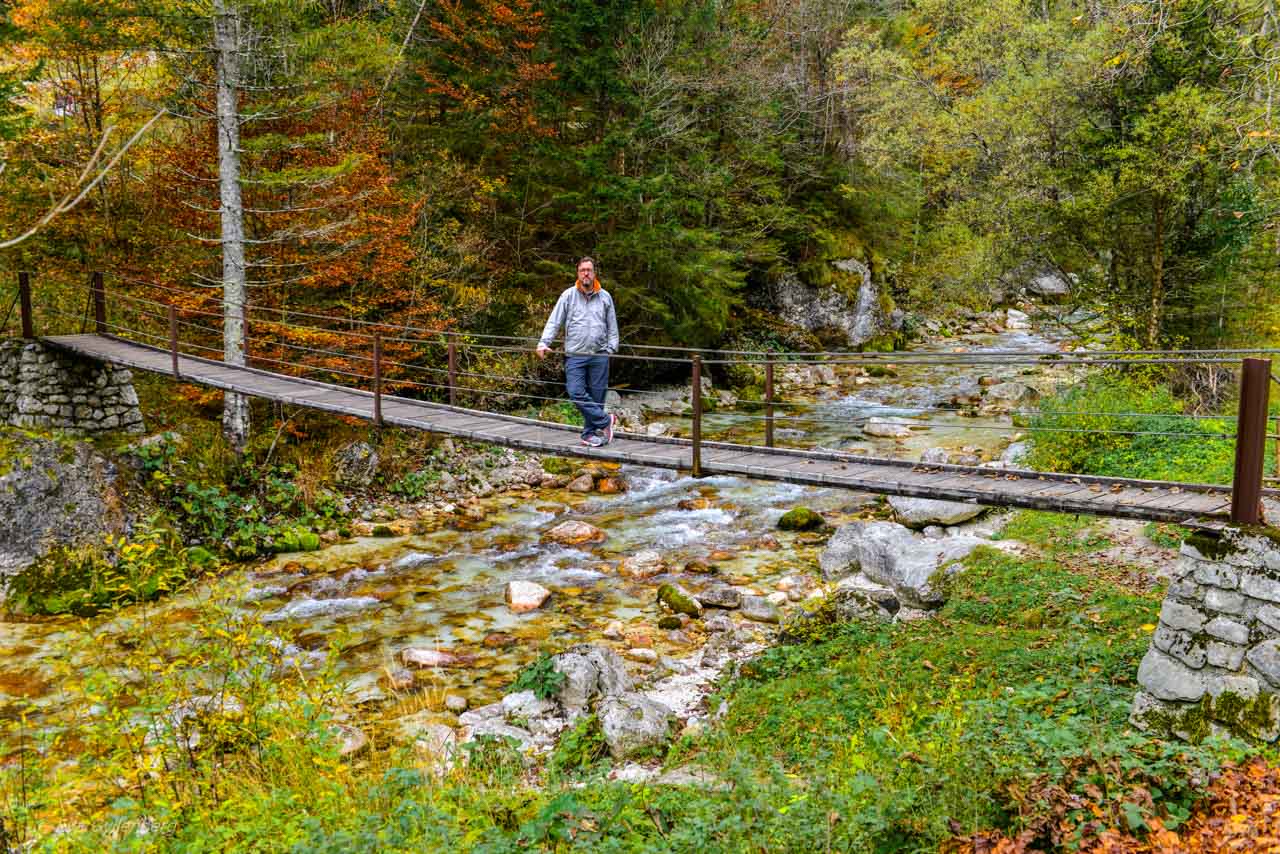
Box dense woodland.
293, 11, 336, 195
3, 0, 1280, 354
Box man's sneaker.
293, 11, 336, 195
581, 434, 604, 448
602, 413, 616, 445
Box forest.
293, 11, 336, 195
3, 0, 1279, 354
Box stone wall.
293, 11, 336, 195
1132, 528, 1280, 742
0, 340, 143, 435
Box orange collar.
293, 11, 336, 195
576, 278, 601, 295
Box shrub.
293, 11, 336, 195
1025, 374, 1238, 484
5, 523, 199, 616
510, 653, 566, 701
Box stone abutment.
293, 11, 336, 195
0, 340, 143, 435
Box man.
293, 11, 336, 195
536, 257, 619, 447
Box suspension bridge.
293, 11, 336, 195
4, 271, 1277, 527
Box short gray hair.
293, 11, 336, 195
577, 256, 595, 268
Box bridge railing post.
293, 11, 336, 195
1231, 357, 1271, 525
447, 340, 457, 407
92, 271, 106, 334
764, 356, 775, 448
373, 332, 383, 427
168, 305, 180, 379
18, 271, 33, 339
691, 354, 703, 477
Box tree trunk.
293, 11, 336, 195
1147, 197, 1165, 348
214, 0, 250, 453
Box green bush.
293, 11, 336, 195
510, 653, 566, 701
5, 523, 199, 616
1025, 374, 1238, 483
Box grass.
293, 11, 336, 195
0, 511, 1255, 852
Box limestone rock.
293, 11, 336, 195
401, 648, 460, 668
551, 644, 633, 715
1138, 648, 1209, 702
863, 417, 914, 438
334, 441, 379, 487
542, 520, 606, 546
657, 583, 702, 617
0, 430, 140, 585
818, 520, 980, 609
619, 550, 666, 579
696, 586, 742, 610
887, 496, 985, 529
740, 595, 781, 624
505, 580, 551, 613
566, 474, 595, 493
598, 692, 674, 759
984, 382, 1038, 406
777, 507, 825, 531
335, 724, 368, 758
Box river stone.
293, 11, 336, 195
542, 520, 606, 546
919, 447, 951, 465
597, 476, 628, 494
505, 580, 551, 613
551, 644, 633, 715
777, 506, 824, 531
887, 496, 985, 528
334, 441, 379, 487
740, 595, 781, 624
1138, 648, 1209, 702
620, 549, 666, 579
1005, 308, 1031, 330
697, 586, 742, 610
657, 583, 702, 617
863, 417, 914, 438
598, 692, 674, 759
984, 382, 1037, 405
401, 648, 459, 668
566, 474, 595, 493
445, 694, 469, 713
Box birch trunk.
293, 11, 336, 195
214, 0, 250, 453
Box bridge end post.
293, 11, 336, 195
92, 271, 106, 334
691, 354, 703, 478
18, 271, 33, 339
1230, 357, 1271, 525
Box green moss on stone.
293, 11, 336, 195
657, 584, 701, 617
1185, 531, 1233, 560
541, 457, 574, 476
777, 507, 824, 531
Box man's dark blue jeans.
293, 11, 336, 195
565, 354, 611, 439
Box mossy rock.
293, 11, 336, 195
657, 615, 682, 630
864, 365, 897, 379
541, 457, 574, 476
371, 525, 395, 538
657, 583, 701, 617
859, 333, 899, 353
777, 507, 824, 532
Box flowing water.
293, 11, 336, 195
0, 325, 1080, 731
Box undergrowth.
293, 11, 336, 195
0, 510, 1255, 851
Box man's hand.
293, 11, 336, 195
536, 344, 550, 359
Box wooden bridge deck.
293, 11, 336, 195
44, 333, 1239, 525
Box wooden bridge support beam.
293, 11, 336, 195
18, 271, 32, 339
691, 354, 703, 477
765, 357, 775, 448
168, 305, 180, 379
1231, 357, 1272, 525
447, 341, 457, 407
373, 333, 383, 428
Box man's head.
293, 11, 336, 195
577, 257, 595, 287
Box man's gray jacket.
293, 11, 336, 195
538, 285, 619, 356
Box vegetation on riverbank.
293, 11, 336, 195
1, 510, 1259, 852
